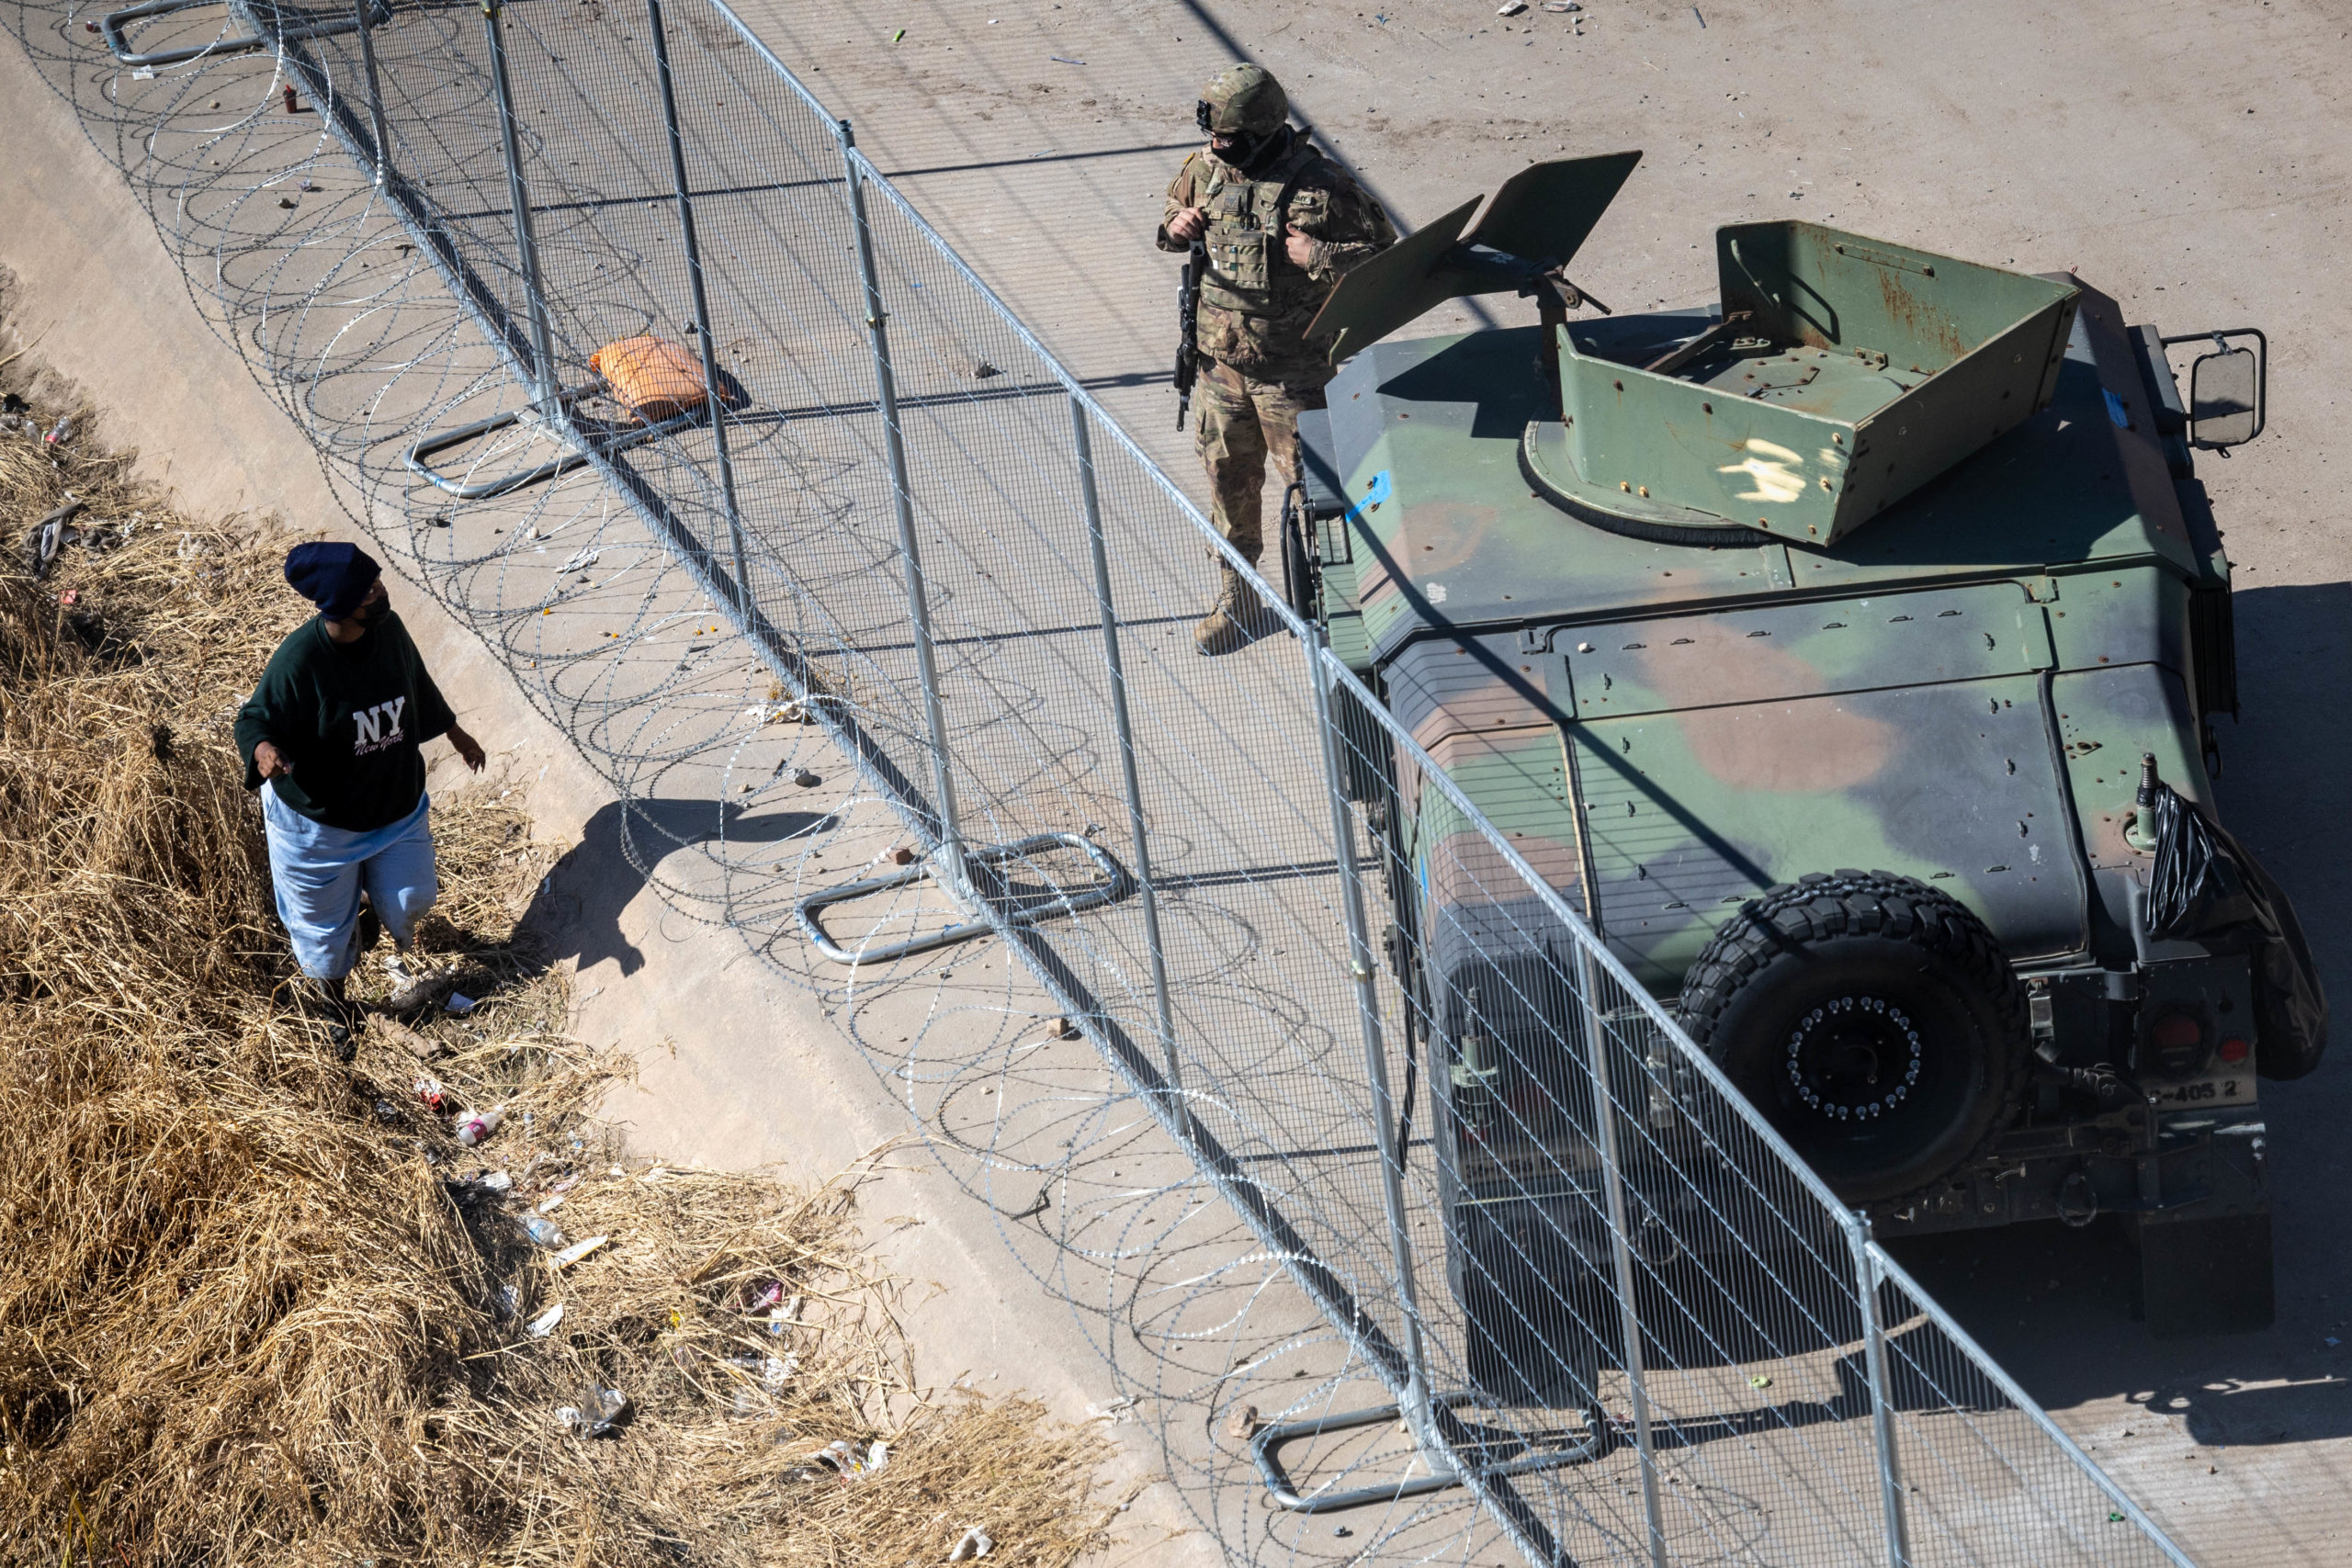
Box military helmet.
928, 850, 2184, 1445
1196, 62, 1288, 137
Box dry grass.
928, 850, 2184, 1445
0, 371, 1112, 1563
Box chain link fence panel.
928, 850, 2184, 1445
6, 0, 2199, 1561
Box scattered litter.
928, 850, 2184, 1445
497, 1283, 519, 1318
762, 1353, 797, 1391
971, 361, 1001, 379
1748, 1374, 1771, 1389
1049, 54, 1083, 64
949, 1526, 994, 1562
475, 1169, 514, 1194
522, 1213, 564, 1247
372, 1098, 400, 1123
131, 65, 154, 79
1692, 5, 1705, 25
526, 1303, 566, 1337
2108, 1512, 2126, 1524
552, 1235, 613, 1269
537, 1192, 567, 1214
2329, 1337, 2343, 1348
891, 27, 904, 41
1497, 0, 1527, 13
1544, 2, 1580, 10
559, 1384, 630, 1438
43, 416, 75, 446
413, 1076, 447, 1111
813, 1438, 889, 1477
25, 499, 85, 577
558, 545, 603, 573
454, 1106, 503, 1145
445, 991, 479, 1014
1087, 1396, 1136, 1424
1334, 1525, 1354, 1539
1050, 1016, 1081, 1041
282, 85, 299, 113
1224, 1404, 1259, 1440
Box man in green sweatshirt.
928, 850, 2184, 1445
234, 542, 485, 1050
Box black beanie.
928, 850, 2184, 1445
283, 541, 381, 618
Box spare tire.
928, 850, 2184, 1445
1678, 871, 2030, 1206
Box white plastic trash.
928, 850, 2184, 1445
949, 1526, 994, 1562
551, 1235, 612, 1269
454, 1107, 503, 1146
527, 1303, 565, 1337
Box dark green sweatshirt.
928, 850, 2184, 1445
233, 611, 456, 831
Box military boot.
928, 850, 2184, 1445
1193, 563, 1281, 656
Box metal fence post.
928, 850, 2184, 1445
838, 120, 967, 888
352, 0, 394, 185
1069, 394, 1182, 1104
1305, 633, 1444, 1471
1849, 1216, 1914, 1568
645, 0, 752, 614
481, 0, 559, 415
1572, 942, 1668, 1568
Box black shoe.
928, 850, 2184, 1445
307, 976, 357, 1060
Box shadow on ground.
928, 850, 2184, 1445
525, 797, 833, 976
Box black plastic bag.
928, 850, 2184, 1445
2145, 782, 2328, 1080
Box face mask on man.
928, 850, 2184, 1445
1197, 100, 1288, 176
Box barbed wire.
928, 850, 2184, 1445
5, 3, 2200, 1563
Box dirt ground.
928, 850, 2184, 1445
726, 2, 2352, 1562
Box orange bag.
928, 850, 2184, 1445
589, 335, 709, 420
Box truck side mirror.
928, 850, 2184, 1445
2163, 328, 2266, 450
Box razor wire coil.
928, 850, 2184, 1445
6, 2, 2201, 1563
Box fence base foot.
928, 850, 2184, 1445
402, 388, 704, 500
1251, 1391, 1609, 1513
103, 0, 387, 69
795, 831, 1127, 965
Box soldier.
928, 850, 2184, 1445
1160, 63, 1396, 655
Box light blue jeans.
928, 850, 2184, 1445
261, 784, 438, 979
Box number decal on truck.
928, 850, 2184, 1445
2151, 1076, 2255, 1109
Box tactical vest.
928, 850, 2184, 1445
1197, 140, 1326, 320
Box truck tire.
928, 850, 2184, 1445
1679, 871, 2030, 1206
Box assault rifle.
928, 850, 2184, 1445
1173, 240, 1205, 431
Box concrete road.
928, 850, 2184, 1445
716, 2, 2352, 1562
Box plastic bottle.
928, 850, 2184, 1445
454, 1106, 503, 1146
43, 416, 74, 446
521, 1213, 563, 1246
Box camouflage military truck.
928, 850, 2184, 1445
1283, 153, 2324, 1353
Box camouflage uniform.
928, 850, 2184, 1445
1159, 138, 1396, 563
1159, 68, 1394, 652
